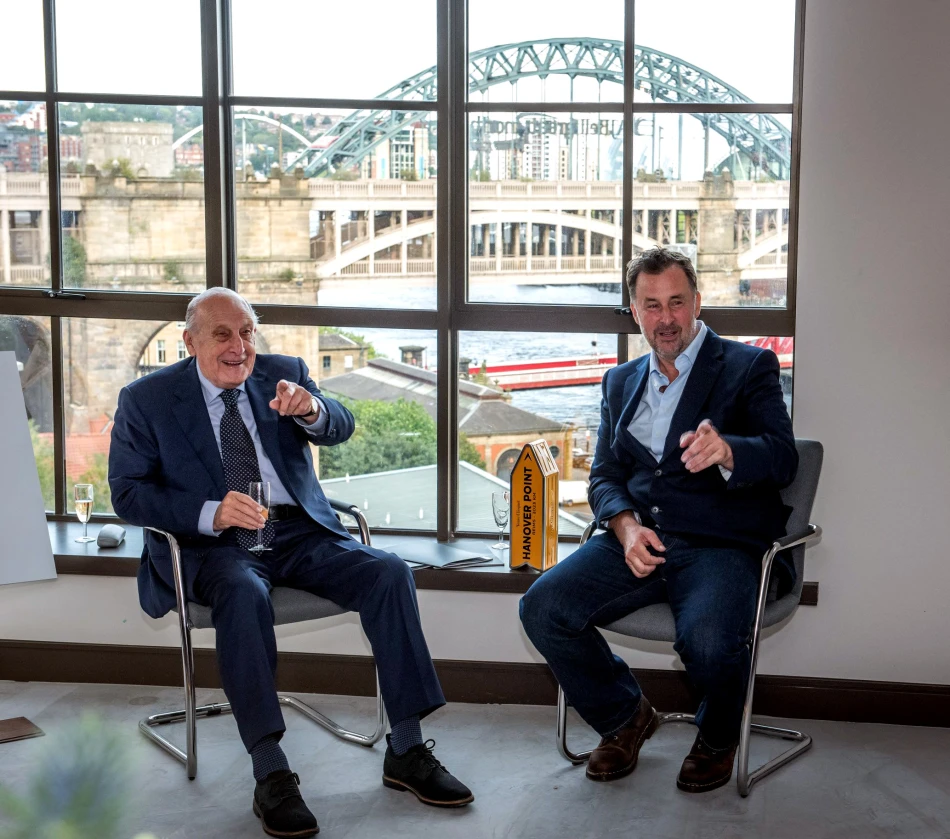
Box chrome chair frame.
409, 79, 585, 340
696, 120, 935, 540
139, 501, 387, 780
555, 443, 822, 796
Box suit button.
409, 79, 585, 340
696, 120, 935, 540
654, 469, 662, 477
650, 506, 660, 514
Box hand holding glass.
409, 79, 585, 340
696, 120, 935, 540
491, 490, 510, 551
248, 481, 271, 552
74, 484, 96, 543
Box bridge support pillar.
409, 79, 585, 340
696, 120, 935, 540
697, 169, 740, 306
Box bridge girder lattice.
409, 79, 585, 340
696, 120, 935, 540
291, 39, 790, 179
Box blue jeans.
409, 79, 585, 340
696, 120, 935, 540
520, 530, 759, 749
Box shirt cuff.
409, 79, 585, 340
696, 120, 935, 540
198, 500, 223, 537
294, 396, 329, 435
718, 465, 733, 481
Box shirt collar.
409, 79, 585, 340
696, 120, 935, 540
194, 359, 247, 407
648, 320, 708, 385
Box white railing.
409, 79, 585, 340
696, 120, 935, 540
373, 259, 403, 273
407, 258, 434, 273
8, 266, 45, 284
531, 256, 556, 271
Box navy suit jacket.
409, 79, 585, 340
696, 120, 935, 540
108, 354, 355, 618
588, 329, 798, 585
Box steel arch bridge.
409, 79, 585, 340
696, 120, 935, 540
290, 38, 791, 179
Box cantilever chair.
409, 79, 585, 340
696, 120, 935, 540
556, 438, 823, 797
140, 500, 387, 780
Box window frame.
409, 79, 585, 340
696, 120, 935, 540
0, 0, 806, 535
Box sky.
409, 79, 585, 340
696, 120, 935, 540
2, 0, 795, 104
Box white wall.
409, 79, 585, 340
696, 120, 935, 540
3, 0, 949, 685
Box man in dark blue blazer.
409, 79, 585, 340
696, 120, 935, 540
520, 248, 797, 794
109, 288, 472, 838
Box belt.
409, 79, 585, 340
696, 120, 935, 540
269, 504, 304, 522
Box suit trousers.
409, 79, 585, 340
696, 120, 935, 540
173, 517, 445, 752
519, 529, 759, 749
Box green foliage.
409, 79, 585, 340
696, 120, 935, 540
76, 454, 113, 515
275, 268, 296, 281
459, 433, 485, 469
29, 420, 55, 511
330, 167, 359, 181
0, 715, 140, 839
470, 167, 492, 182
173, 166, 202, 182
62, 235, 87, 288
163, 261, 182, 283
399, 168, 419, 181
320, 398, 483, 478
111, 158, 138, 179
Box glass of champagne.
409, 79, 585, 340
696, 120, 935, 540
491, 490, 510, 552
74, 484, 96, 543
248, 481, 271, 552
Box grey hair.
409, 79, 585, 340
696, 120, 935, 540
184, 288, 259, 334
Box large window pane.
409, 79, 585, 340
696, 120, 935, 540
235, 108, 437, 309
1, 0, 46, 92
469, 1, 624, 104
458, 331, 616, 533
0, 315, 53, 510
636, 0, 795, 104
55, 0, 202, 95
468, 110, 622, 305
0, 101, 51, 287
313, 327, 439, 531
631, 112, 791, 308
58, 103, 205, 292
231, 0, 435, 101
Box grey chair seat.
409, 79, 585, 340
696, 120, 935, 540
601, 594, 799, 642
186, 587, 347, 630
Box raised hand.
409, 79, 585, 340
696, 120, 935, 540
679, 419, 734, 473
268, 380, 319, 421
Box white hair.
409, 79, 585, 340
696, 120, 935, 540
184, 288, 259, 334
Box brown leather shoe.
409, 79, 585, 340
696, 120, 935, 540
586, 696, 659, 782
676, 733, 738, 793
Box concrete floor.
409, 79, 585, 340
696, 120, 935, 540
1, 681, 949, 839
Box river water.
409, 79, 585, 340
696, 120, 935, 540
324, 283, 623, 430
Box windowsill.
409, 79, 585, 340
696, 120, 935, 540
48, 521, 573, 595
48, 522, 820, 604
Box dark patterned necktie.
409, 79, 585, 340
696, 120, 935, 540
219, 388, 274, 550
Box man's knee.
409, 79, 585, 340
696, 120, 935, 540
519, 576, 564, 644
202, 563, 272, 619
674, 616, 748, 677
368, 550, 414, 591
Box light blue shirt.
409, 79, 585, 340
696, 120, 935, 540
195, 363, 328, 536
627, 321, 732, 481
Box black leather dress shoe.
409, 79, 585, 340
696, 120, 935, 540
252, 769, 319, 837
382, 736, 474, 807
676, 733, 738, 793
586, 696, 659, 782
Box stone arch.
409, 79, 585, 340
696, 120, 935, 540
0, 315, 53, 432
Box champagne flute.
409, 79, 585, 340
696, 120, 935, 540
248, 481, 271, 552
491, 490, 510, 551
74, 483, 96, 543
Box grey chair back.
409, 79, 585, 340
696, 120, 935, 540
779, 439, 824, 602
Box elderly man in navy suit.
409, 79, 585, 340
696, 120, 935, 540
520, 247, 797, 793
109, 288, 472, 838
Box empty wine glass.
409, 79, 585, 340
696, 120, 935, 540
248, 481, 271, 552
491, 490, 510, 551
74, 483, 96, 543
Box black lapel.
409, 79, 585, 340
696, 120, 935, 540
660, 329, 725, 462
171, 360, 226, 490
614, 357, 655, 464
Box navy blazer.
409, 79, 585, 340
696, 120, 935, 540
588, 330, 798, 584
108, 354, 355, 618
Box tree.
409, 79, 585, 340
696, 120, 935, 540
29, 421, 55, 511
76, 453, 112, 514
62, 235, 87, 288
320, 398, 484, 479
163, 261, 183, 283
399, 168, 419, 181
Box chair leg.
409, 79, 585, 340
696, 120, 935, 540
139, 668, 388, 777
556, 687, 811, 797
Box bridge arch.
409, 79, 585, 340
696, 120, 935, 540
290, 39, 790, 179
